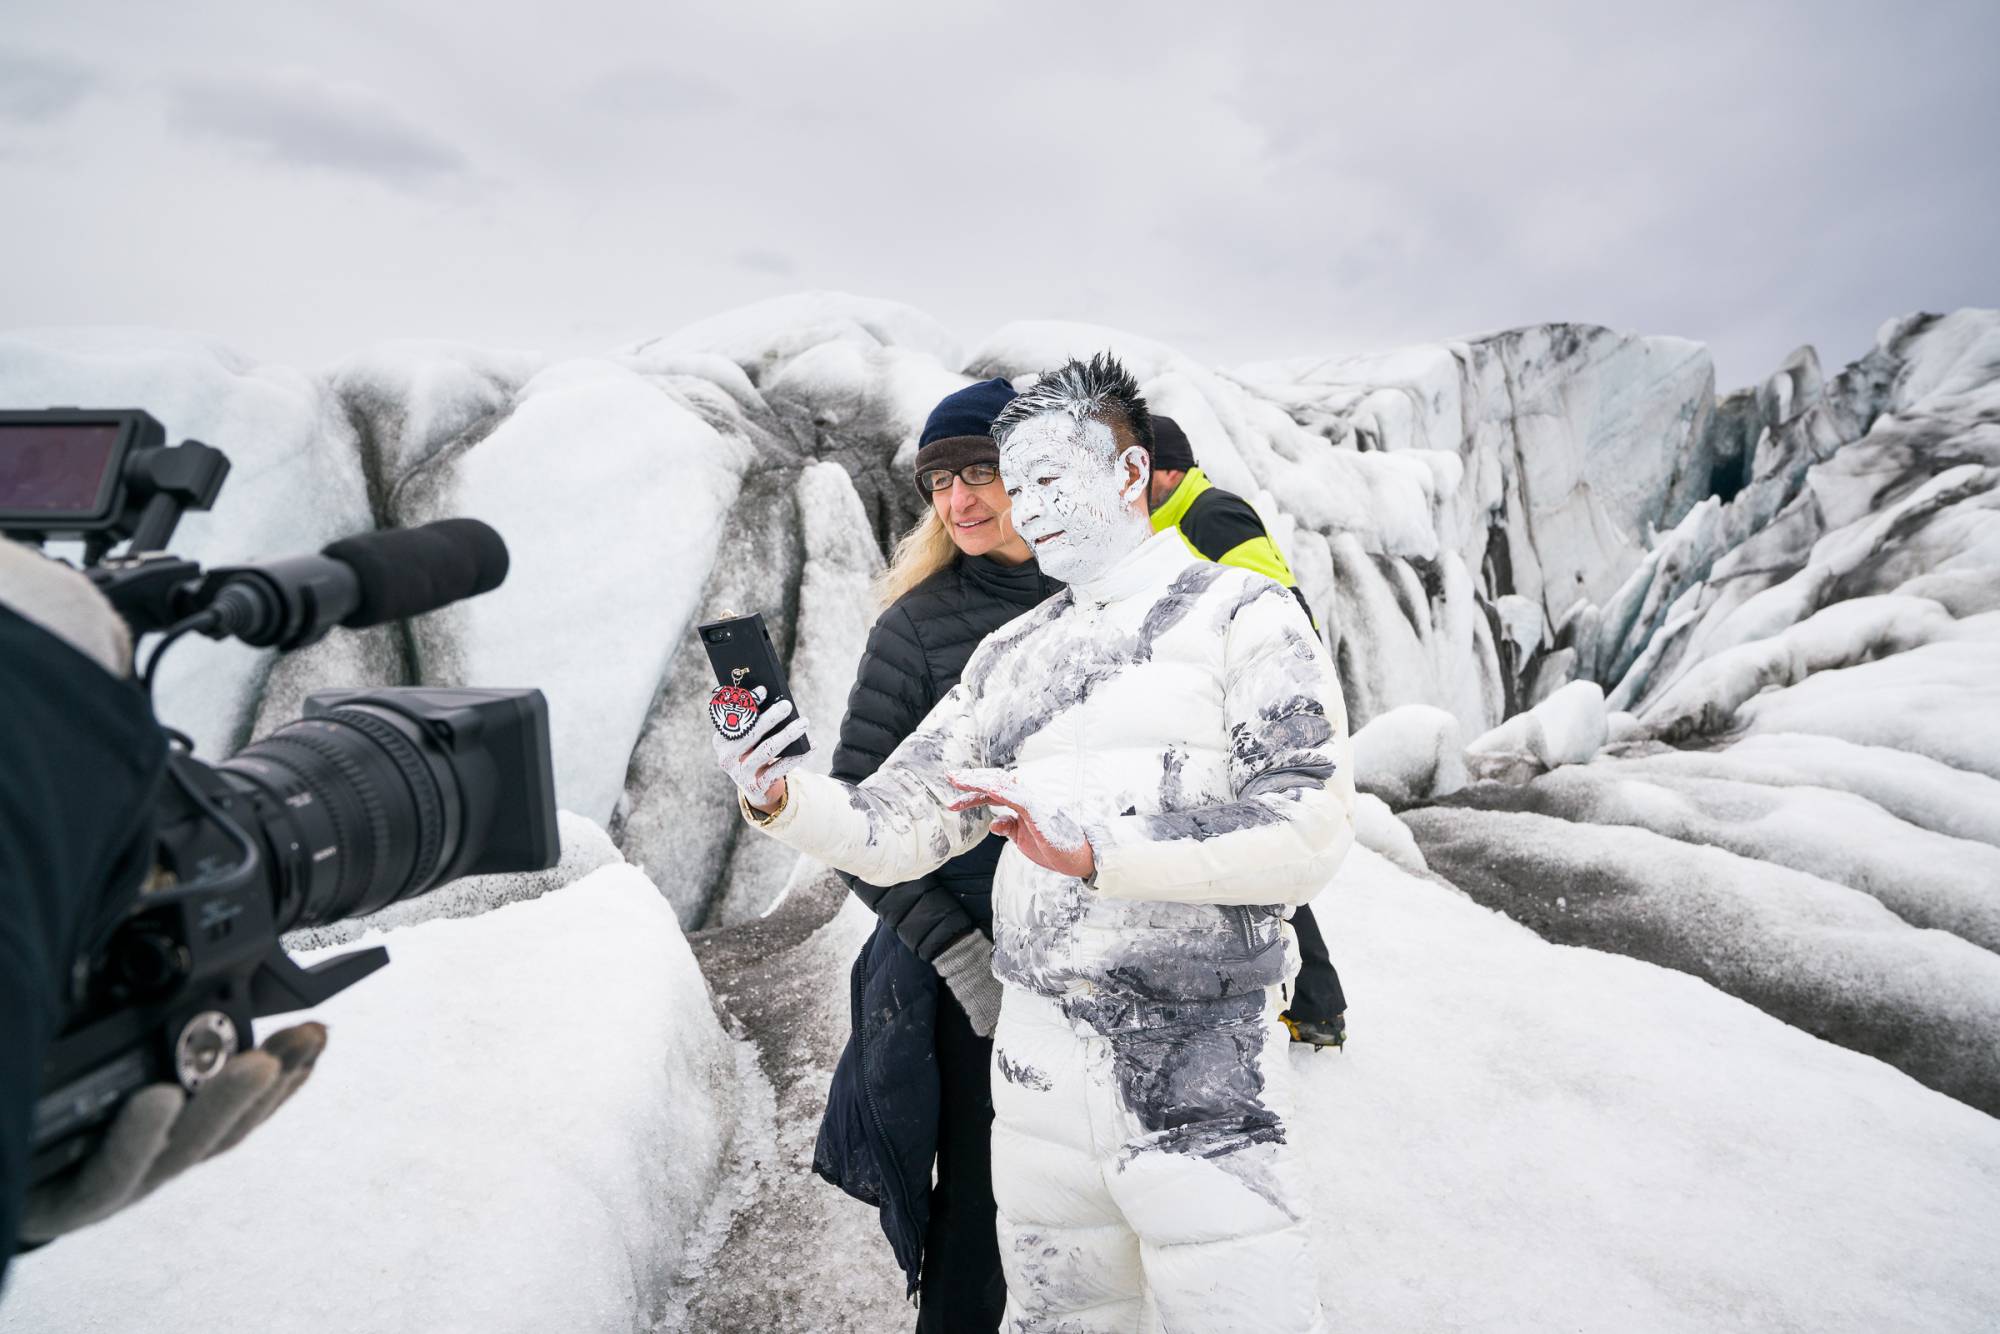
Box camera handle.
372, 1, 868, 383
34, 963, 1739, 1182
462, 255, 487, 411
248, 943, 389, 1019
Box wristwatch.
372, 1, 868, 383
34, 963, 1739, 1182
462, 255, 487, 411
740, 788, 789, 826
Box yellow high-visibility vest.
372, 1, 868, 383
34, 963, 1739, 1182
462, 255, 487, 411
1150, 468, 1307, 614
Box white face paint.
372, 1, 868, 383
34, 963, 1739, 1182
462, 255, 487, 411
999, 413, 1152, 585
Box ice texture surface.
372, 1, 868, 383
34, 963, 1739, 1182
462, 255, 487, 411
400, 357, 753, 828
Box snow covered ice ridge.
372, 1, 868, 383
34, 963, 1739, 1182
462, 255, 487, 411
5, 297, 1999, 1328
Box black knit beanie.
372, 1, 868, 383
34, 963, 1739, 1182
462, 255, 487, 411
1149, 415, 1197, 472
914, 377, 1015, 498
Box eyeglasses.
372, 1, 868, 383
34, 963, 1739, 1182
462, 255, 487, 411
918, 463, 1000, 493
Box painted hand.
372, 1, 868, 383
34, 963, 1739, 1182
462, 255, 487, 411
710, 690, 810, 812
945, 768, 1096, 880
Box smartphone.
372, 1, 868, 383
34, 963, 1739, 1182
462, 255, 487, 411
698, 611, 810, 759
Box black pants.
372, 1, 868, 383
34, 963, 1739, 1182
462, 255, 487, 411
1290, 903, 1348, 1021
916, 992, 1006, 1333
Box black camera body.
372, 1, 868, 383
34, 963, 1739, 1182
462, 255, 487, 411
2, 409, 560, 1190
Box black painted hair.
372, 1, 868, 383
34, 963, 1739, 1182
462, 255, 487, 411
991, 352, 1156, 458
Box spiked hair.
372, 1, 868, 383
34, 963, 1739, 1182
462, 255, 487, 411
990, 352, 1155, 458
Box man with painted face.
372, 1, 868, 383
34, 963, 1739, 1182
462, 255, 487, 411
711, 353, 1352, 1332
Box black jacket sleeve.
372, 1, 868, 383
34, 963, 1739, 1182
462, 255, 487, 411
2, 606, 166, 1274
828, 603, 980, 961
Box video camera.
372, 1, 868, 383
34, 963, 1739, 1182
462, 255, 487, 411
0, 408, 560, 1188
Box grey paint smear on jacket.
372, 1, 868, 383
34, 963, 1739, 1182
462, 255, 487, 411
974, 564, 1224, 769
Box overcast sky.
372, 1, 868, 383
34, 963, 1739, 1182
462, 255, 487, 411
4, 0, 1994, 390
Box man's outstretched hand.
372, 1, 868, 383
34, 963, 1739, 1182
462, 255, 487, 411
946, 769, 1096, 880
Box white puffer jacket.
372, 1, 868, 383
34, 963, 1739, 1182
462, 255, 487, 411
754, 528, 1355, 1023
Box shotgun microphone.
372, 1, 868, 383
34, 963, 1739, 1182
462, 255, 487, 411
198, 518, 510, 650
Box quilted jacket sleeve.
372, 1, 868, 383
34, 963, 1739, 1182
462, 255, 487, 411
830, 603, 931, 785
1087, 581, 1355, 906
829, 604, 981, 960
752, 678, 995, 890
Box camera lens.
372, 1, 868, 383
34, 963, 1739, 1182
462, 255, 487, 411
215, 705, 462, 931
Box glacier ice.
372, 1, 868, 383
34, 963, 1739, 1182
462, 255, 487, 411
1349, 704, 1467, 808
398, 356, 755, 828
1464, 679, 1608, 781
5, 296, 2000, 1329
705, 462, 883, 927
1637, 593, 1959, 743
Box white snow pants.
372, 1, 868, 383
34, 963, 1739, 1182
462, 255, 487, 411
989, 987, 1326, 1334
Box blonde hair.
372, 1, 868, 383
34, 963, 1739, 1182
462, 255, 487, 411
874, 507, 961, 609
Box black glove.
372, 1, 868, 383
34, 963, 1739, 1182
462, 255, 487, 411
20, 1023, 327, 1242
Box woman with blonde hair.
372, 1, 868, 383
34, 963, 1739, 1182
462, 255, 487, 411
813, 378, 1057, 1329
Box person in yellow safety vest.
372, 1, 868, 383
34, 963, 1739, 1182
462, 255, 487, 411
1148, 415, 1349, 1049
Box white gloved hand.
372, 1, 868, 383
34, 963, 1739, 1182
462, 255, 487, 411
709, 688, 811, 810
0, 538, 132, 678
20, 1022, 327, 1243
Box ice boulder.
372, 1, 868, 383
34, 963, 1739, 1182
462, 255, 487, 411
1463, 680, 1608, 782
1349, 704, 1467, 808
395, 357, 756, 827
1350, 792, 1427, 873
611, 467, 808, 927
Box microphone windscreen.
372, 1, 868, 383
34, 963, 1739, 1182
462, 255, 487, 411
323, 519, 510, 626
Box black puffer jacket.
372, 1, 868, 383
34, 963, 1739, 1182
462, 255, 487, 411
828, 553, 1065, 957
1, 605, 166, 1277
812, 551, 1062, 1294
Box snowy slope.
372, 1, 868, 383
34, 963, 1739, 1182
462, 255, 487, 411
8, 847, 1993, 1333
0, 862, 751, 1334
1300, 850, 2000, 1332
366, 848, 2000, 1334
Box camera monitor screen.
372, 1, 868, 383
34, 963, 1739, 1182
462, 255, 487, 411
0, 418, 125, 523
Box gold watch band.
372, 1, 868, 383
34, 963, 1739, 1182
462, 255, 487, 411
740, 787, 789, 826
